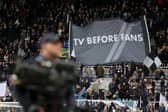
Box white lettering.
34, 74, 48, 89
137, 34, 143, 41
92, 36, 97, 44
125, 34, 131, 41
87, 37, 92, 44
130, 34, 137, 41
75, 34, 144, 46
97, 36, 101, 43
74, 38, 84, 46
108, 35, 114, 42
101, 36, 108, 43
114, 34, 119, 41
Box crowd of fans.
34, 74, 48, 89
0, 0, 71, 81
0, 0, 168, 111
75, 63, 168, 111
0, 0, 168, 67
157, 29, 168, 64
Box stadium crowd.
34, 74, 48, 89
75, 64, 168, 111
0, 0, 168, 111
0, 0, 168, 74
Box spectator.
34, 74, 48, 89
96, 65, 104, 78
160, 103, 166, 112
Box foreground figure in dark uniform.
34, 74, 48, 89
14, 33, 78, 112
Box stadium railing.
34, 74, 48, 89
0, 102, 23, 112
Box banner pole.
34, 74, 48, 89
68, 20, 72, 60
144, 15, 151, 53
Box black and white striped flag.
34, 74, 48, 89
143, 52, 162, 71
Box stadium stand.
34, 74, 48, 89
0, 0, 168, 111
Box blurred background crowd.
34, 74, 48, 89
75, 63, 168, 111
0, 0, 168, 111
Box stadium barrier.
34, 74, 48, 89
0, 100, 138, 111
76, 99, 138, 111
0, 101, 168, 112
0, 102, 23, 112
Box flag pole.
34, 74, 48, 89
68, 20, 72, 60
144, 15, 151, 53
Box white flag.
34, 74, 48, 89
143, 56, 154, 68
71, 48, 76, 57
154, 56, 162, 68
0, 81, 7, 97
160, 93, 166, 104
